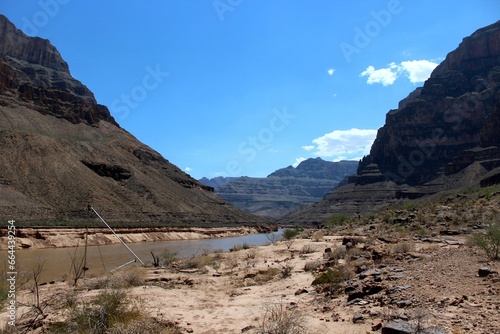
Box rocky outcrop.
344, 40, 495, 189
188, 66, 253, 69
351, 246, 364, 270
0, 14, 117, 126
280, 21, 500, 225
201, 159, 358, 219
0, 15, 268, 227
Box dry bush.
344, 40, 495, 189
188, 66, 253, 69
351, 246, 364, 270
327, 246, 347, 260
304, 260, 322, 272
178, 254, 219, 272
311, 230, 324, 241
160, 249, 179, 266
280, 260, 294, 279
390, 242, 415, 254
224, 253, 239, 271
255, 268, 280, 284
86, 266, 147, 289
49, 289, 143, 334
230, 243, 251, 252
258, 298, 307, 334
301, 244, 316, 254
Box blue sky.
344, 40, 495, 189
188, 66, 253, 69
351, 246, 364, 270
2, 1, 499, 179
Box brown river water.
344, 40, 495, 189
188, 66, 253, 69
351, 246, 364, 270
2, 230, 283, 283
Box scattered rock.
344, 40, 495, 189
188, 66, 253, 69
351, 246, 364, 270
294, 288, 308, 295
478, 267, 497, 277
241, 325, 255, 332
352, 312, 364, 323
381, 320, 416, 334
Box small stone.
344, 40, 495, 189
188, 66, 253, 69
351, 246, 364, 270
352, 312, 364, 323
478, 267, 496, 277
241, 325, 255, 333
295, 288, 308, 295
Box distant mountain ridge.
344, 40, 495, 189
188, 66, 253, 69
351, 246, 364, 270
0, 14, 268, 227
279, 20, 500, 225
200, 158, 358, 219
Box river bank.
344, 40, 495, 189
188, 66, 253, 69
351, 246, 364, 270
0, 225, 273, 250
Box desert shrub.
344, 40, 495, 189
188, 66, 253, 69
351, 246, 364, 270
160, 249, 179, 266
304, 260, 322, 272
224, 253, 239, 270
254, 268, 280, 283
311, 268, 345, 295
310, 230, 324, 241
258, 299, 307, 334
50, 289, 142, 334
282, 228, 300, 241
87, 266, 146, 289
107, 319, 181, 334
280, 260, 294, 279
327, 246, 347, 260
469, 223, 500, 260
178, 254, 218, 272
390, 242, 415, 254
300, 244, 316, 254
324, 214, 351, 227
230, 243, 251, 252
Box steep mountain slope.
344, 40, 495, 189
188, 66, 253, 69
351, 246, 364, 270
0, 15, 268, 227
280, 20, 500, 225
201, 159, 358, 219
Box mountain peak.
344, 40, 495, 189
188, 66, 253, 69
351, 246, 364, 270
0, 14, 117, 126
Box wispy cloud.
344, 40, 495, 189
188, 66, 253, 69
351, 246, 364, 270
302, 145, 315, 151
184, 167, 193, 172
292, 157, 306, 167
360, 59, 439, 86
327, 68, 335, 76
304, 128, 377, 159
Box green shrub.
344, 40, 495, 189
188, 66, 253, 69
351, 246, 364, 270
51, 289, 141, 334
161, 249, 179, 266
470, 224, 500, 260
312, 268, 345, 295
282, 228, 300, 241
324, 214, 351, 227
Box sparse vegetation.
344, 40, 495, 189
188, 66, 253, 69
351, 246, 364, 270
311, 268, 345, 295
324, 213, 352, 227
469, 223, 500, 260
258, 299, 307, 334
160, 249, 179, 266
390, 242, 416, 254
49, 289, 170, 334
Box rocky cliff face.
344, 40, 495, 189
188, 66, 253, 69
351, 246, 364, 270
0, 15, 268, 227
201, 159, 358, 219
280, 20, 500, 225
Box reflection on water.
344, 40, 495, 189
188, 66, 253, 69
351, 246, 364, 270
4, 229, 283, 282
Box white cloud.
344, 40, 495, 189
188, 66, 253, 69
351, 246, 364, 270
400, 60, 439, 83
360, 60, 439, 86
327, 68, 335, 76
306, 128, 377, 159
292, 157, 306, 167
184, 167, 192, 172
302, 145, 315, 151
360, 62, 399, 86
